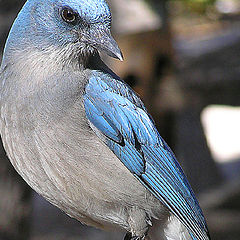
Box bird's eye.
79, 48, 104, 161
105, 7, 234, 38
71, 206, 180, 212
61, 7, 77, 24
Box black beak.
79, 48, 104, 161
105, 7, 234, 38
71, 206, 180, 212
82, 28, 124, 61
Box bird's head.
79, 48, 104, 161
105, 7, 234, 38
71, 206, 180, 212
7, 0, 123, 64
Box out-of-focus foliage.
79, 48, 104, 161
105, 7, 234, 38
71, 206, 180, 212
170, 0, 217, 14
145, 0, 240, 17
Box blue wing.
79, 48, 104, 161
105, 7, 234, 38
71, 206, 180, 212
83, 71, 210, 240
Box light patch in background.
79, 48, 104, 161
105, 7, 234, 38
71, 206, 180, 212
215, 0, 240, 14
111, 0, 162, 34
201, 105, 240, 163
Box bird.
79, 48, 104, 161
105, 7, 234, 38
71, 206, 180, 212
0, 0, 210, 239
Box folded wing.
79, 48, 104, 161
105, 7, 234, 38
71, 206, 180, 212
83, 72, 210, 240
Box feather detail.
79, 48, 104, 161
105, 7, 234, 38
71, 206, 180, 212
84, 71, 210, 240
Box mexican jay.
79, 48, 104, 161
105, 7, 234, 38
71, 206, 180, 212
0, 0, 210, 239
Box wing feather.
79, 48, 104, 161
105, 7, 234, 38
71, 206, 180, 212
83, 72, 209, 240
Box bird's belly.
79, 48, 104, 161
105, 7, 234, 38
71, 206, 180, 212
0, 118, 165, 231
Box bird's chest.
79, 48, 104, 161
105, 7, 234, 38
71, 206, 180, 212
0, 78, 90, 199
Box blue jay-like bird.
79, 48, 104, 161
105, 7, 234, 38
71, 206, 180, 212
0, 0, 210, 239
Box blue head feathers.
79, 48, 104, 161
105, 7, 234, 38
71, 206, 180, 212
4, 0, 122, 62
61, 0, 112, 24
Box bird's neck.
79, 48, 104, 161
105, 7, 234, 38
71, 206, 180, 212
1, 47, 85, 100
0, 42, 113, 103
2, 40, 106, 73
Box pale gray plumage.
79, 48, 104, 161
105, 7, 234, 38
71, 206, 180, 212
0, 0, 210, 239
0, 50, 167, 237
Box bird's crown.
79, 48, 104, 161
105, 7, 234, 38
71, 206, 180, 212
60, 0, 112, 24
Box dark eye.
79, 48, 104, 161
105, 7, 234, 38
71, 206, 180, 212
61, 7, 77, 24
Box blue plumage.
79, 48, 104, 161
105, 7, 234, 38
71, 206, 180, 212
84, 71, 209, 240
0, 0, 210, 239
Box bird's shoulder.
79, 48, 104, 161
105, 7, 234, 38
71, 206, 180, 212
87, 70, 146, 112
84, 69, 163, 147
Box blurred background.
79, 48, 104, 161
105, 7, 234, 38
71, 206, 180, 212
0, 0, 240, 239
